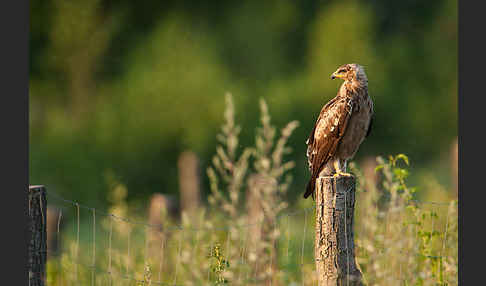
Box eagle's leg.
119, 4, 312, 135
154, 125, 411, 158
333, 159, 352, 177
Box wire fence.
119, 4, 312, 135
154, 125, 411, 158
33, 188, 457, 286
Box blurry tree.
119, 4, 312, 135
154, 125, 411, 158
29, 0, 457, 204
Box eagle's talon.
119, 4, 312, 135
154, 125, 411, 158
335, 171, 352, 177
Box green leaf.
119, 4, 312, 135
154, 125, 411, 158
395, 154, 409, 166
374, 165, 384, 173
393, 168, 409, 179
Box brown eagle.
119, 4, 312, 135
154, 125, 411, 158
304, 63, 373, 199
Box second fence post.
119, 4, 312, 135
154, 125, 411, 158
315, 175, 363, 286
29, 185, 47, 286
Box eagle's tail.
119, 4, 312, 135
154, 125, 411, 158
303, 176, 316, 199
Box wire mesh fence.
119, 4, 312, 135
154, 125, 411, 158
31, 187, 457, 286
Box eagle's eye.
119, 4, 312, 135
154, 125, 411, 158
338, 69, 346, 73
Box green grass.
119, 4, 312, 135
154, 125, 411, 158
43, 99, 457, 286
44, 158, 457, 286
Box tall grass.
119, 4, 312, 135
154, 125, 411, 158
352, 155, 457, 285
44, 97, 457, 286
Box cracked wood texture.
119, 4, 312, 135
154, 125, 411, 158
315, 176, 363, 286
29, 185, 47, 286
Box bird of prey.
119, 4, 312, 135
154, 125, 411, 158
304, 63, 373, 199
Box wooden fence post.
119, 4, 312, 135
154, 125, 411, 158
361, 156, 379, 194
177, 151, 201, 216
246, 174, 280, 286
246, 174, 264, 257
315, 176, 363, 286
29, 185, 47, 286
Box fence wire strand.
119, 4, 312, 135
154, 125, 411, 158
37, 188, 455, 286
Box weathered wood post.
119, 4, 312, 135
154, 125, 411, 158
246, 174, 265, 285
315, 176, 363, 286
29, 185, 47, 286
361, 157, 378, 194
246, 174, 280, 286
246, 174, 264, 257
177, 151, 201, 216
147, 193, 175, 261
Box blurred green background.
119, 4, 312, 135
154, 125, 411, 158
29, 0, 457, 207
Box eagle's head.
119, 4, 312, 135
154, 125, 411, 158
331, 63, 368, 85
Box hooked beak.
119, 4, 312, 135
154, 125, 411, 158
331, 72, 344, 80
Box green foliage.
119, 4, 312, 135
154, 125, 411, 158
354, 154, 457, 285
43, 100, 457, 286
30, 0, 457, 203
31, 1, 458, 282
307, 0, 380, 94
209, 244, 230, 285
375, 154, 416, 202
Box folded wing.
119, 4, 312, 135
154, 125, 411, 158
304, 96, 353, 198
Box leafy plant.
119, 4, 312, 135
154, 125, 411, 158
354, 154, 457, 286
209, 244, 230, 285
42, 103, 457, 286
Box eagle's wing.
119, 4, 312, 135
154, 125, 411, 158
366, 115, 373, 138
304, 96, 354, 199
365, 95, 374, 138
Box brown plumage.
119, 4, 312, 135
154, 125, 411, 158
304, 63, 373, 199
